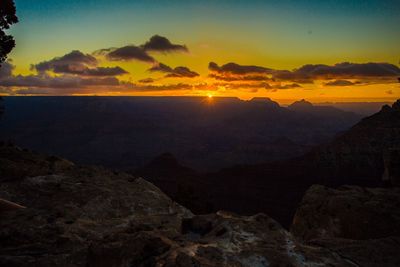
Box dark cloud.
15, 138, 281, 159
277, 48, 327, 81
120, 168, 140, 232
297, 62, 400, 78
33, 50, 97, 73
324, 79, 355, 86
0, 59, 195, 94
33, 50, 128, 76
209, 61, 400, 84
209, 73, 271, 82
1, 74, 120, 88
100, 35, 188, 63
80, 66, 128, 76
165, 66, 198, 78
264, 83, 301, 91
277, 62, 400, 81
106, 45, 155, 63
209, 62, 274, 75
272, 83, 302, 89
148, 63, 173, 73
50, 65, 127, 76
138, 78, 155, 83
272, 70, 314, 83
149, 63, 199, 78
141, 35, 188, 53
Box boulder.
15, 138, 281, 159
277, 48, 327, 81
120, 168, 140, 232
291, 185, 400, 241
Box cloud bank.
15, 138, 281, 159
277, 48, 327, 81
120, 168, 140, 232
33, 50, 128, 76
149, 63, 199, 78
99, 35, 188, 63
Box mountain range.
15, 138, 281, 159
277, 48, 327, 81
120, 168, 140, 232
0, 96, 362, 171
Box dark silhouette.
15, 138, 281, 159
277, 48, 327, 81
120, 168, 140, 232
0, 96, 362, 170
0, 0, 18, 63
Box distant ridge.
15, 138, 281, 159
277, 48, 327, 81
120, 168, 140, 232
288, 99, 313, 110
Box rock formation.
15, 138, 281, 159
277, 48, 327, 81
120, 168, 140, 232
1, 143, 400, 266
291, 184, 400, 267
313, 99, 400, 185
291, 185, 400, 241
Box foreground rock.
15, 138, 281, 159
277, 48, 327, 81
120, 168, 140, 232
1, 145, 400, 266
292, 184, 400, 240
0, 145, 191, 266
0, 145, 350, 266
291, 185, 400, 267
88, 211, 360, 267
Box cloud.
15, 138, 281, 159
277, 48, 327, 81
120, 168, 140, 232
79, 66, 128, 76
272, 70, 314, 83
300, 62, 400, 77
209, 61, 400, 85
324, 79, 355, 86
138, 78, 155, 83
209, 62, 274, 75
98, 35, 188, 63
0, 56, 197, 95
217, 82, 300, 91
209, 73, 271, 81
0, 61, 123, 90
149, 63, 199, 78
33, 50, 128, 76
272, 83, 302, 89
208, 62, 275, 86
278, 62, 400, 81
33, 50, 97, 72
141, 35, 188, 53
105, 45, 155, 63
1, 74, 121, 89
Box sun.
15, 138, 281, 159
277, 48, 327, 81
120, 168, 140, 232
207, 94, 213, 98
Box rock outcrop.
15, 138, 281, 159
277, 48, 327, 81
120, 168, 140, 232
313, 100, 400, 185
1, 145, 400, 266
0, 145, 191, 266
292, 185, 400, 241
291, 185, 400, 267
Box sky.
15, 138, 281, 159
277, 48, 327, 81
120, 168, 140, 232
1, 0, 399, 103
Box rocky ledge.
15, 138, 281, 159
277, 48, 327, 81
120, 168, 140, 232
1, 144, 400, 266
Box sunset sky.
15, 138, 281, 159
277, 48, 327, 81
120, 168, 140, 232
1, 0, 399, 103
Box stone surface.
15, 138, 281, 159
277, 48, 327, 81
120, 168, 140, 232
308, 237, 400, 267
88, 212, 354, 267
291, 184, 400, 267
292, 184, 400, 241
1, 145, 400, 266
